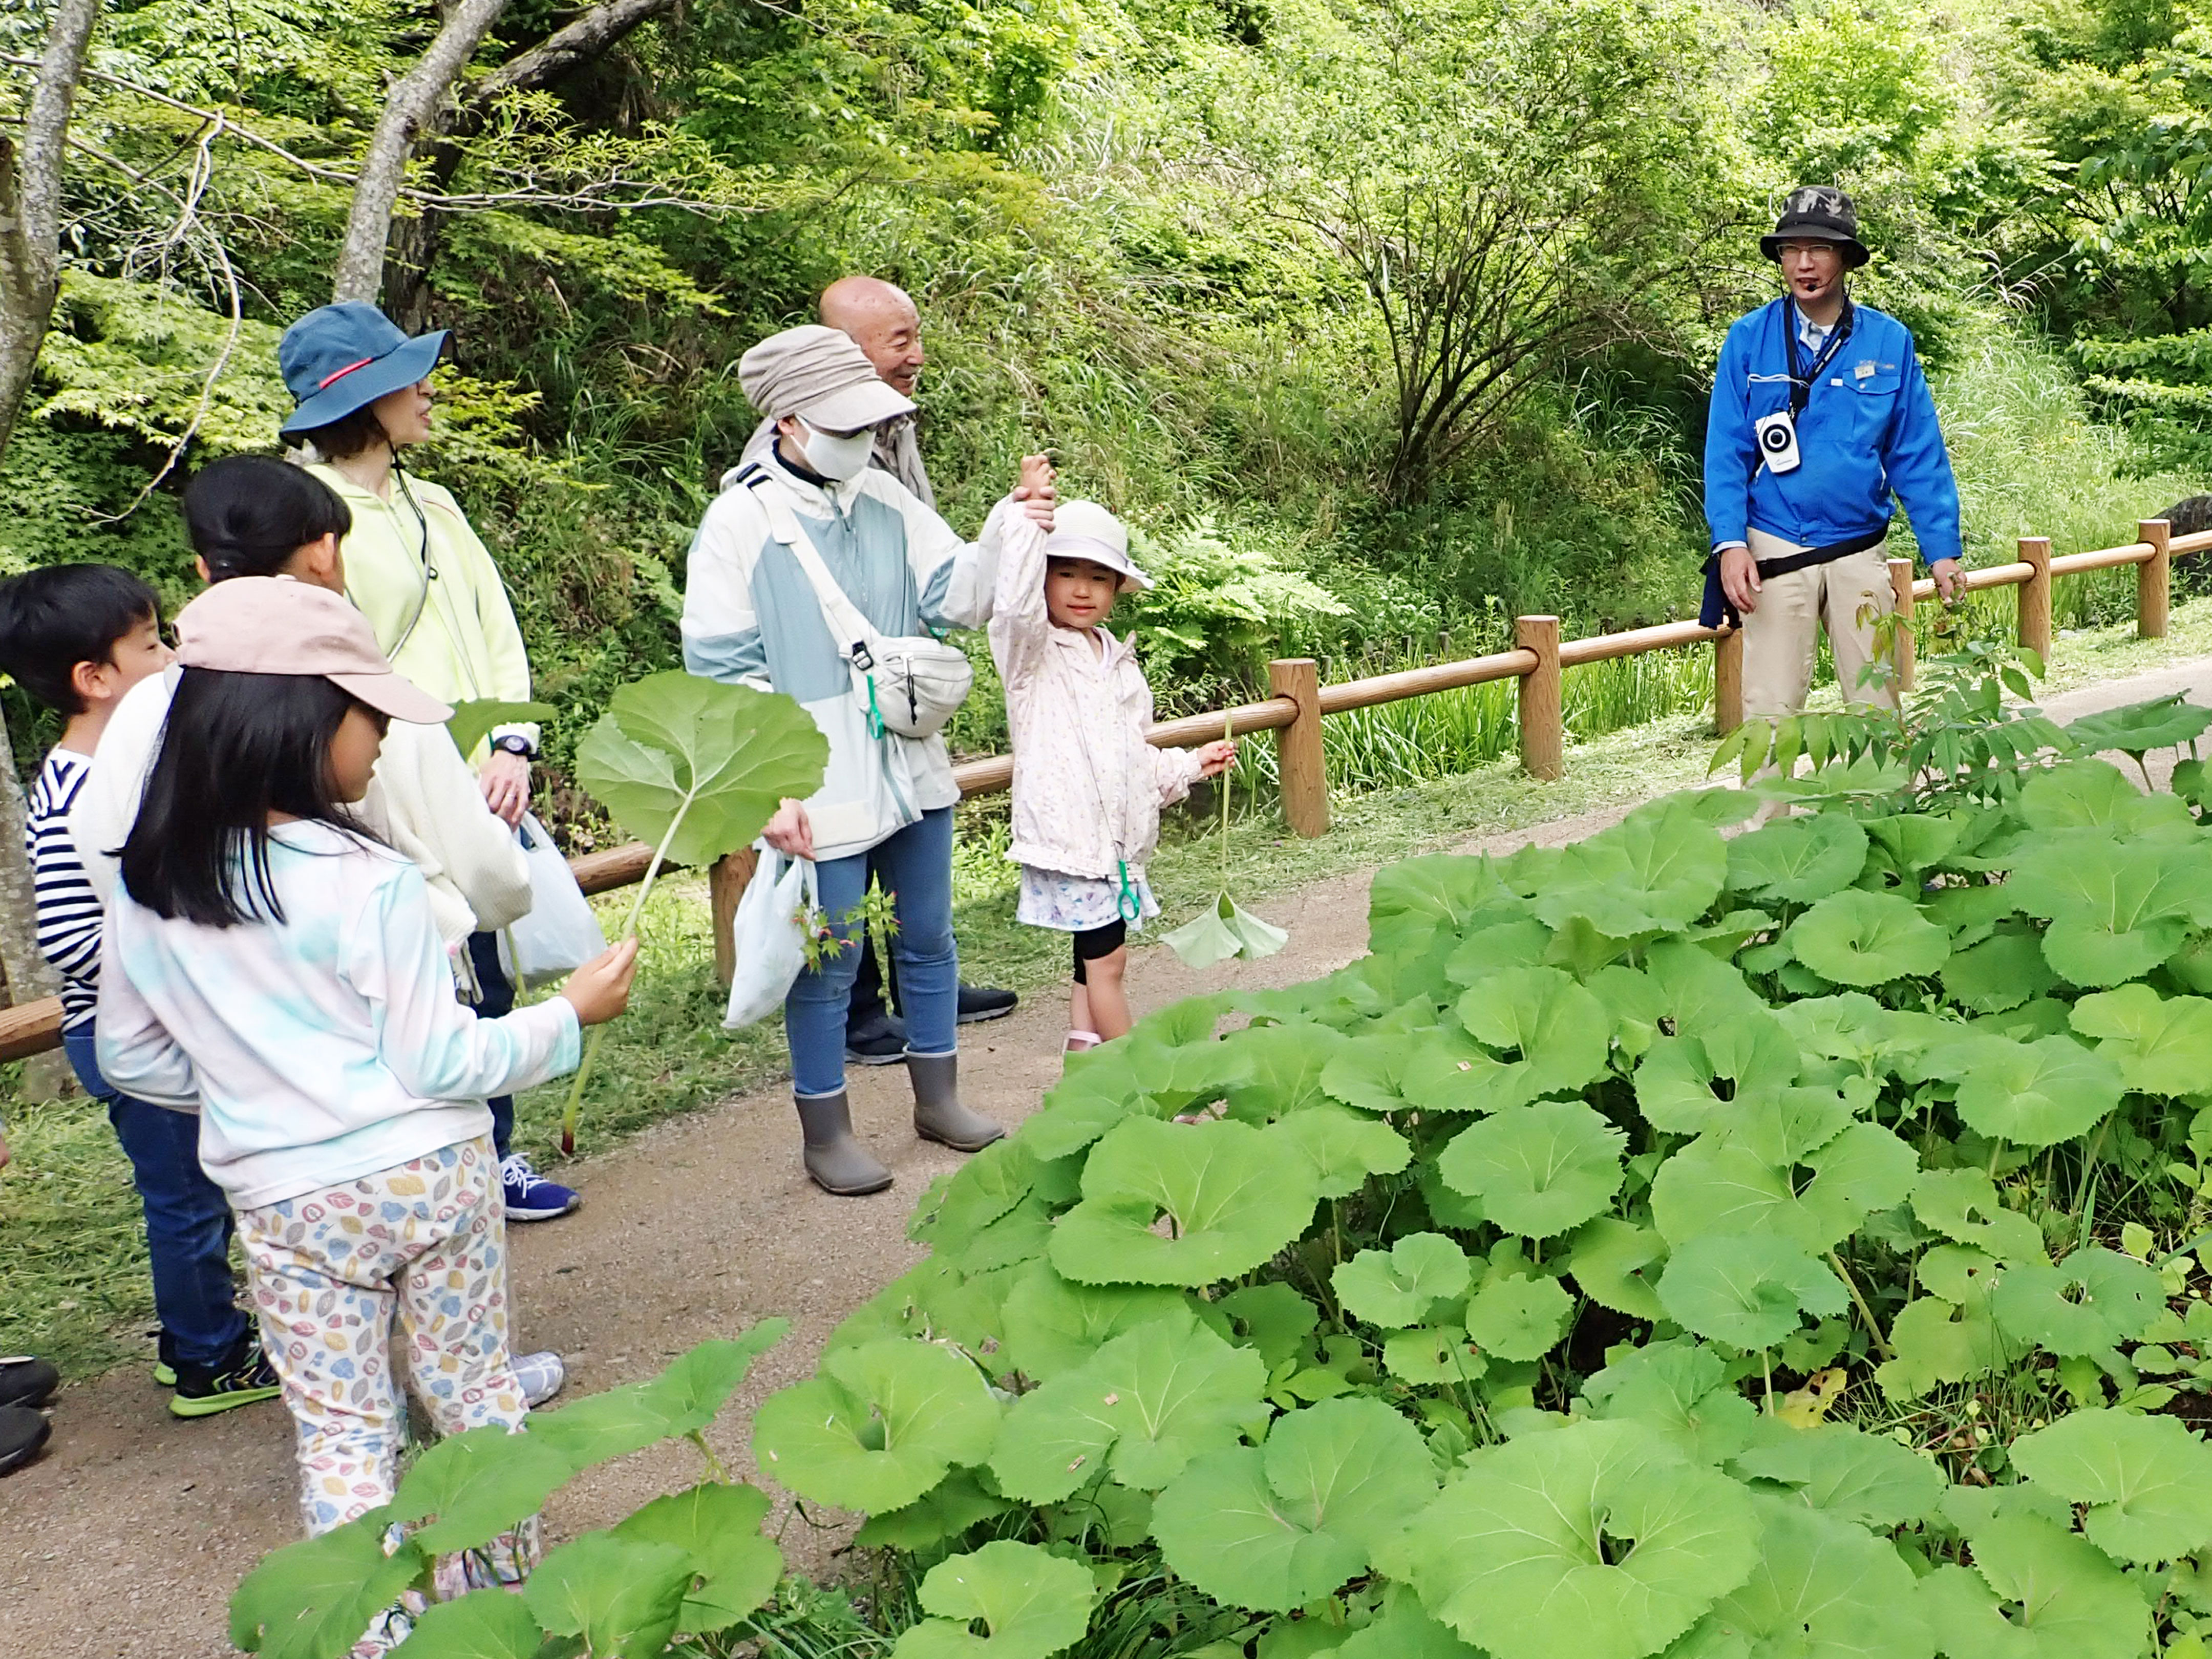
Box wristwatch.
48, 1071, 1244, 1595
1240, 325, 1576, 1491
492, 734, 536, 760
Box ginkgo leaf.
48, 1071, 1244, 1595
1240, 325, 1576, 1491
1333, 1234, 1474, 1329
2069, 984, 2212, 1097
988, 1310, 1267, 1502
1580, 1339, 1757, 1465
1920, 1512, 2150, 1659
2009, 1408, 2212, 1564
1672, 1495, 1933, 1659
1464, 1274, 1573, 1361
1991, 1249, 2164, 1357
1728, 1420, 1946, 1528
997, 1262, 1189, 1381
1786, 890, 1949, 986
751, 1337, 1001, 1513
1726, 813, 1870, 904
1436, 1101, 1626, 1238
1376, 1418, 1760, 1659
1049, 1116, 1319, 1287
892, 1540, 1096, 1659
1657, 1235, 1848, 1350
1150, 1397, 1439, 1612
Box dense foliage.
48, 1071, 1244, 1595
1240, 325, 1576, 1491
8, 0, 2209, 793
233, 656, 2212, 1658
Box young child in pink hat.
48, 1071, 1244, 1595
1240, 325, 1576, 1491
94, 576, 638, 1653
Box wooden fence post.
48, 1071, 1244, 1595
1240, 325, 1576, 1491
1516, 614, 1564, 781
710, 846, 758, 988
1887, 556, 1917, 695
1714, 626, 1742, 736
2018, 536, 2053, 661
2140, 519, 2172, 640
1268, 657, 1329, 838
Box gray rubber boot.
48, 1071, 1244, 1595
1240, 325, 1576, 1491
907, 1052, 1005, 1153
794, 1091, 893, 1196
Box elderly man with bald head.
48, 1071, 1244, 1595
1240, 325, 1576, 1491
737, 275, 1025, 1059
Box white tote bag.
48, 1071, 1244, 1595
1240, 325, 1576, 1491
497, 813, 608, 987
722, 848, 816, 1030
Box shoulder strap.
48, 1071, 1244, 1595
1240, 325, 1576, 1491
739, 470, 883, 664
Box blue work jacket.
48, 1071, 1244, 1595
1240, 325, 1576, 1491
1700, 297, 1960, 625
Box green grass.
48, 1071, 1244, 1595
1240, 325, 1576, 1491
10, 586, 2212, 1378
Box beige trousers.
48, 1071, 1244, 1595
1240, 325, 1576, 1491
1739, 530, 1897, 719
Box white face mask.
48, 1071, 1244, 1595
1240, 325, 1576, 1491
797, 419, 876, 482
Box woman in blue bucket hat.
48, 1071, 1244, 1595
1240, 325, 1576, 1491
278, 301, 582, 1226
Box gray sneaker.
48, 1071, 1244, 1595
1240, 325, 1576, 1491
514, 1350, 565, 1407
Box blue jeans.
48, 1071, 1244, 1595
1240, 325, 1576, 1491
465, 932, 516, 1160
788, 807, 958, 1098
64, 1026, 246, 1368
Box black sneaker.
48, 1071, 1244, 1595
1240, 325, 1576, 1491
169, 1331, 280, 1419
846, 1010, 910, 1066
0, 1356, 57, 1410
0, 1404, 49, 1476
956, 984, 1018, 1024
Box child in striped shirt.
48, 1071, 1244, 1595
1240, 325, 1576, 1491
0, 565, 281, 1416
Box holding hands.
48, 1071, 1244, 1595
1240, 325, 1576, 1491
1014, 453, 1057, 532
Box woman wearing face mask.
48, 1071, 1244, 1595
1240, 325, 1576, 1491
683, 325, 1054, 1197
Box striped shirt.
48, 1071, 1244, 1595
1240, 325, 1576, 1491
26, 749, 100, 1032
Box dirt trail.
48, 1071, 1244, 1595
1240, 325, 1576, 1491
5, 662, 2206, 1658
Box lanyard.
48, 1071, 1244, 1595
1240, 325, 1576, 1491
1784, 295, 1855, 419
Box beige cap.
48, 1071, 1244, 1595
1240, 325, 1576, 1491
739, 325, 916, 432
1045, 500, 1151, 593
175, 577, 453, 725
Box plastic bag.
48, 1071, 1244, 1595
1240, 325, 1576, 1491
498, 813, 608, 987
723, 848, 815, 1030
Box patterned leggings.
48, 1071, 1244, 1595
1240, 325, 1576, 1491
235, 1134, 539, 1621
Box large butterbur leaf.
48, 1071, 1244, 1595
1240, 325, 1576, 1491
1464, 1273, 1575, 1360
1165, 891, 1290, 969
1669, 1494, 1934, 1659
1534, 797, 1729, 936
230, 1509, 423, 1659
1920, 1512, 2150, 1659
997, 1261, 1189, 1380
611, 1482, 782, 1633
533, 1324, 790, 1471
1050, 1116, 1320, 1287
1270, 1101, 1413, 1198
1786, 890, 1949, 987
576, 671, 828, 869
1150, 1397, 1439, 1611
523, 1531, 696, 1659
1633, 1013, 1801, 1136
1436, 1100, 1626, 1238
389, 1590, 543, 1659
988, 1309, 1266, 1502
1453, 965, 1612, 1100
1726, 813, 1869, 904
1580, 1340, 1756, 1466
2007, 835, 2212, 987
1378, 1418, 1760, 1659
752, 1337, 1001, 1513
1332, 1233, 1474, 1329
2009, 1409, 2212, 1563
892, 1540, 1096, 1658
2068, 984, 2212, 1096
1990, 1249, 2163, 1357
1656, 1235, 1848, 1350
1930, 1035, 2124, 1149
1728, 1420, 1946, 1528
1650, 1119, 1916, 1254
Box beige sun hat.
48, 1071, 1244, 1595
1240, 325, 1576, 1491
174, 576, 452, 724
739, 325, 916, 433
1045, 500, 1151, 593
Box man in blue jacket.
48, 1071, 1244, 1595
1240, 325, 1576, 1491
1703, 187, 1964, 718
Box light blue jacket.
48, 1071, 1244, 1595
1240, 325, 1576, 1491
1703, 298, 1961, 568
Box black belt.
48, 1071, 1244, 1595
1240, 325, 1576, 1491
1698, 527, 1888, 629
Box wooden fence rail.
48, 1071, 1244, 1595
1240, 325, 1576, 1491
4, 520, 2204, 1061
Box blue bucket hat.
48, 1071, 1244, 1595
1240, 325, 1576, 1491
278, 302, 448, 436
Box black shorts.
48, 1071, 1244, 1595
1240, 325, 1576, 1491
1071, 919, 1127, 983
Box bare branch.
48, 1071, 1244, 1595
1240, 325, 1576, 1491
331, 0, 513, 304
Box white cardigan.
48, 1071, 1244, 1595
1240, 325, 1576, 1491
988, 511, 1202, 883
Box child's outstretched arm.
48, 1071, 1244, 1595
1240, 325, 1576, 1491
986, 496, 1053, 686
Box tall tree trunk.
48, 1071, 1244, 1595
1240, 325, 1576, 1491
332, 0, 514, 305
381, 0, 682, 330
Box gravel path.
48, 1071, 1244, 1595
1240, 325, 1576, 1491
4, 658, 2205, 1658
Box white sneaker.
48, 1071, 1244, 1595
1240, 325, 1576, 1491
513, 1350, 566, 1407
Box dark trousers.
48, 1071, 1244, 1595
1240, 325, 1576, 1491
63, 1027, 246, 1368
466, 932, 516, 1159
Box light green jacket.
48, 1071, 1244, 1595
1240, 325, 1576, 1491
309, 462, 539, 756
